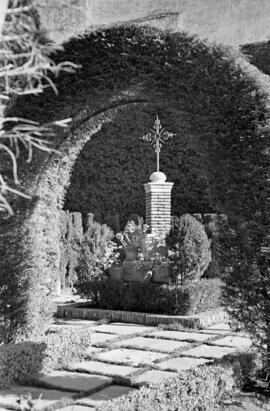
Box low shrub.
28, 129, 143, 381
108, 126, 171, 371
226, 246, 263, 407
97, 364, 234, 411
219, 351, 261, 388
0, 341, 46, 387
76, 214, 115, 282
0, 327, 92, 387
75, 278, 222, 315
43, 327, 92, 370
166, 214, 211, 284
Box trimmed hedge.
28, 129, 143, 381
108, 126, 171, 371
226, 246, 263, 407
166, 214, 211, 284
97, 364, 234, 411
75, 278, 222, 315
0, 327, 92, 387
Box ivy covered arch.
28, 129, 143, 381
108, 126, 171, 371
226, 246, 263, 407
1, 25, 270, 343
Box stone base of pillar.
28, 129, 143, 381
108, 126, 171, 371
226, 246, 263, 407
144, 172, 174, 235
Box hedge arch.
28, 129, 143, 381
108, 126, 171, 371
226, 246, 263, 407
1, 25, 270, 342
0, 100, 147, 342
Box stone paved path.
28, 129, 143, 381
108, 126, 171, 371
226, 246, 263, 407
0, 319, 254, 411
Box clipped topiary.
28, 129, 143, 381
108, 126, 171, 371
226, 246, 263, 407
166, 214, 211, 285
76, 214, 115, 282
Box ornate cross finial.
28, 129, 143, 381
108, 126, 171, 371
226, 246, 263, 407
141, 116, 174, 172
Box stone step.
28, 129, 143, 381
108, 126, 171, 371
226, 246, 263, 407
57, 406, 94, 411
181, 344, 237, 359
91, 332, 119, 345
156, 356, 211, 372
77, 385, 136, 407
208, 336, 252, 348
66, 360, 143, 379
97, 348, 167, 367
89, 323, 154, 335
113, 336, 191, 353
147, 330, 217, 342
132, 369, 176, 385
36, 370, 113, 393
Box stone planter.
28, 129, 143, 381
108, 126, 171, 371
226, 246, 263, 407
124, 246, 139, 261
108, 266, 123, 281
152, 262, 170, 283
122, 260, 150, 282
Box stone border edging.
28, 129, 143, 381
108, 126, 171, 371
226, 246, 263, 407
56, 303, 227, 329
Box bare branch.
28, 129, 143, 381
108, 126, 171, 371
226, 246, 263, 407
0, 0, 77, 217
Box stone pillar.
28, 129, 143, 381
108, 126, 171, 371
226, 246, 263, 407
144, 171, 174, 234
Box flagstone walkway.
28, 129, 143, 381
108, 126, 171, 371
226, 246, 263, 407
0, 319, 254, 411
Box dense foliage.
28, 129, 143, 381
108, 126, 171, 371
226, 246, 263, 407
76, 214, 115, 282
166, 214, 211, 284
98, 364, 234, 411
0, 327, 92, 387
75, 278, 222, 315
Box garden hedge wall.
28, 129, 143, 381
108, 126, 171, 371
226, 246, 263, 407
76, 279, 223, 315
64, 106, 212, 230
1, 24, 270, 341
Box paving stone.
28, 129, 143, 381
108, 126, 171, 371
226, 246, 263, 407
149, 330, 217, 342
113, 336, 191, 353
207, 322, 231, 330
85, 346, 104, 358
201, 322, 232, 335
0, 386, 75, 410
91, 332, 119, 345
67, 360, 141, 378
78, 385, 136, 407
58, 406, 95, 411
181, 344, 237, 359
37, 370, 112, 393
157, 356, 211, 372
97, 348, 167, 366
132, 370, 176, 385
210, 336, 252, 348
53, 319, 97, 327
91, 323, 154, 335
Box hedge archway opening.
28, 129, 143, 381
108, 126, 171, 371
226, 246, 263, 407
0, 25, 270, 344
64, 104, 213, 232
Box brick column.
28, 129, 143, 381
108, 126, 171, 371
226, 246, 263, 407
144, 172, 174, 234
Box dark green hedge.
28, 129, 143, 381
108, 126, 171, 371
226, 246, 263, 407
2, 24, 270, 345
75, 278, 222, 315
64, 107, 212, 230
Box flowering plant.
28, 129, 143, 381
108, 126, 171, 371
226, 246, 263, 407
116, 218, 148, 251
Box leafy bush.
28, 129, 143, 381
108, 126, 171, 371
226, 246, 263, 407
75, 278, 222, 315
98, 364, 234, 411
193, 213, 230, 279
166, 214, 211, 284
0, 327, 92, 387
76, 214, 115, 282
220, 351, 261, 388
